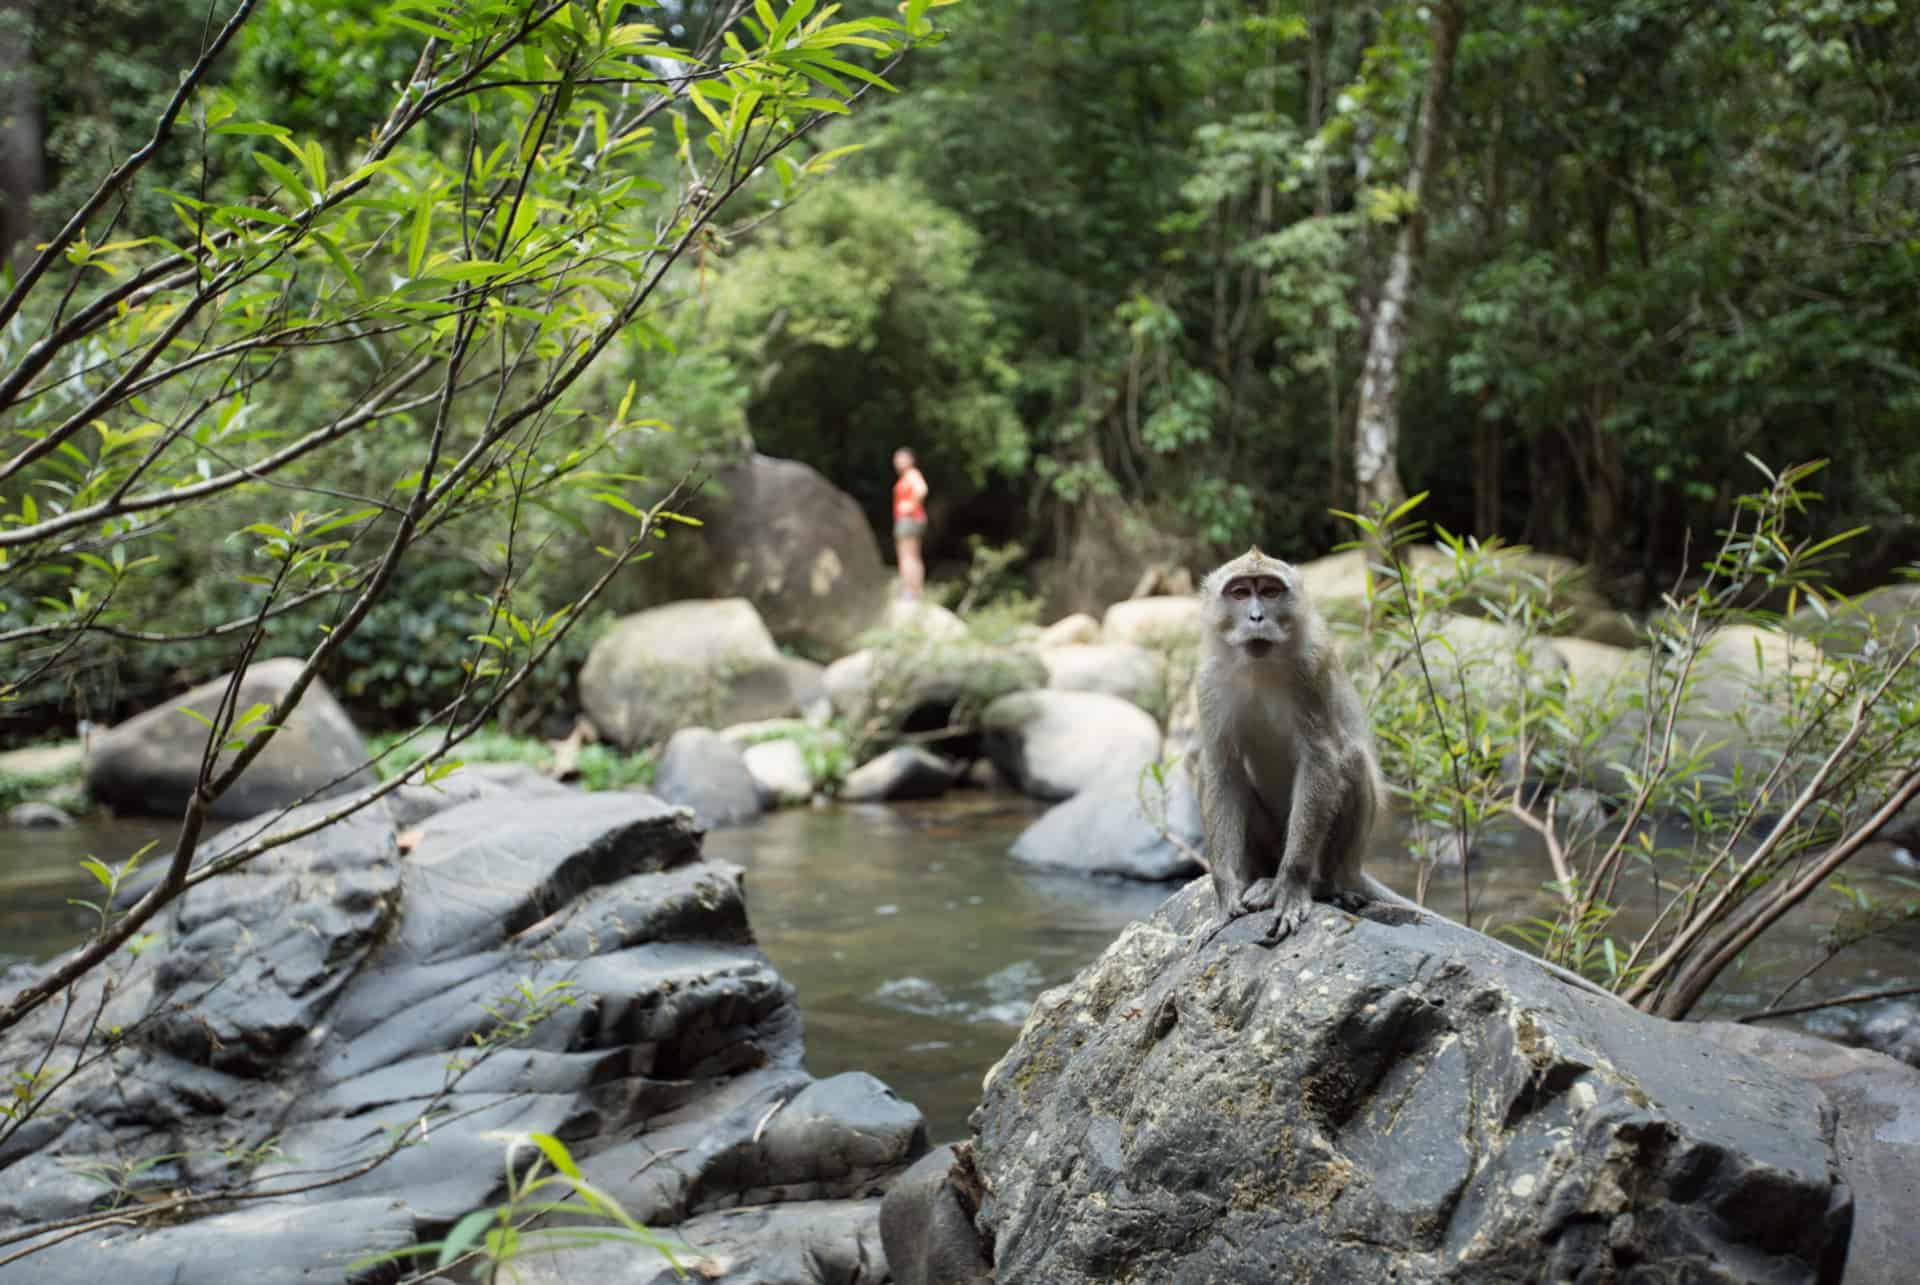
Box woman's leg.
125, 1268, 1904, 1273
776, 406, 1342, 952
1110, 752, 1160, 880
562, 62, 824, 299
899, 535, 923, 599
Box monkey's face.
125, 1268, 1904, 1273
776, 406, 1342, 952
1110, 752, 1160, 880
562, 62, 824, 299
1205, 553, 1300, 660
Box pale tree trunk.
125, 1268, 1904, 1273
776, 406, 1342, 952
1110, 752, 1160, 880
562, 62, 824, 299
1351, 0, 1461, 514
0, 0, 41, 265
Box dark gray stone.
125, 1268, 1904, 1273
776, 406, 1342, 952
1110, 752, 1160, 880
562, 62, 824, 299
84, 656, 376, 819
1698, 1022, 1920, 1285
5, 801, 72, 828
652, 727, 764, 827
1009, 762, 1203, 881
0, 790, 927, 1284
969, 879, 1851, 1284
880, 1144, 993, 1285
839, 746, 962, 802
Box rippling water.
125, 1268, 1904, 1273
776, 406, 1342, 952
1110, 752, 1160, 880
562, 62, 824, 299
7, 792, 1918, 1141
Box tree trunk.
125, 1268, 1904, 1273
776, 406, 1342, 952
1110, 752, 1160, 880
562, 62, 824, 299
0, 0, 41, 265
1352, 0, 1461, 514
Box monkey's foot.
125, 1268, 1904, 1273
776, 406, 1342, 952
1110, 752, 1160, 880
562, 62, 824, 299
1324, 889, 1372, 914
1258, 891, 1313, 944
1231, 878, 1278, 916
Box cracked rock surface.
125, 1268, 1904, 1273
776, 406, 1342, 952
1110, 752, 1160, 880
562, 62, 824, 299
963, 880, 1851, 1284
0, 786, 925, 1284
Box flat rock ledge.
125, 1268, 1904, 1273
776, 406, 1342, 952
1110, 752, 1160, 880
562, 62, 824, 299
0, 788, 926, 1285
887, 880, 1853, 1284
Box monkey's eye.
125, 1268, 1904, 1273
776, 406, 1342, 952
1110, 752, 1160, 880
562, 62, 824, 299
1258, 580, 1288, 599
1229, 583, 1252, 600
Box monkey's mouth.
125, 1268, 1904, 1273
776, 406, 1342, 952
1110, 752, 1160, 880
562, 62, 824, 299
1243, 640, 1276, 659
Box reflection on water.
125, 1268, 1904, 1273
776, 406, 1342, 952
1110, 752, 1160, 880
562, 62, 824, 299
0, 815, 177, 964
6, 794, 1918, 1141
701, 795, 1173, 1140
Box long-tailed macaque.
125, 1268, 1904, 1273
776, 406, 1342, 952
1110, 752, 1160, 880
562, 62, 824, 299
1194, 548, 1616, 1001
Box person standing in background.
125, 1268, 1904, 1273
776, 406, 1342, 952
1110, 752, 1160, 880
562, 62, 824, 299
891, 447, 928, 601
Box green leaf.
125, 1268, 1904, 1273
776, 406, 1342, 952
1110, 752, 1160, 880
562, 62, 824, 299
436, 1209, 496, 1269
407, 190, 434, 278
313, 233, 367, 298
251, 151, 311, 204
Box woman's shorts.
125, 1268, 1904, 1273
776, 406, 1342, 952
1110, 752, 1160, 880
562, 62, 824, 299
894, 517, 926, 540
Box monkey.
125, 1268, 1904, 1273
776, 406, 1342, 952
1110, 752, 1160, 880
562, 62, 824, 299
1194, 548, 1620, 1003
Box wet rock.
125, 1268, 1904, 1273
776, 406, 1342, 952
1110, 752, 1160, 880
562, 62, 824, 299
840, 747, 963, 802
0, 791, 927, 1284
6, 801, 73, 829
83, 657, 375, 819
1010, 762, 1203, 881
580, 599, 799, 750
981, 690, 1162, 801
880, 1144, 993, 1285
651, 727, 763, 827
963, 880, 1851, 1284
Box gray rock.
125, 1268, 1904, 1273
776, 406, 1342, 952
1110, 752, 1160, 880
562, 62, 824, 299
780, 655, 829, 715
1036, 613, 1101, 649
743, 738, 813, 806
0, 790, 928, 1284
880, 1144, 993, 1285
1101, 595, 1201, 648
83, 657, 375, 819
509, 1198, 888, 1284
1790, 583, 1920, 659
824, 642, 1045, 755
652, 727, 763, 827
1038, 642, 1165, 709
967, 879, 1851, 1284
6, 801, 73, 828
579, 598, 799, 750
981, 689, 1162, 801
840, 747, 962, 802
1010, 762, 1203, 881
1696, 1022, 1920, 1285
658, 452, 893, 656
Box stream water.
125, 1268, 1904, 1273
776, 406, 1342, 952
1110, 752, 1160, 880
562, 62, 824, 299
4, 794, 1918, 1140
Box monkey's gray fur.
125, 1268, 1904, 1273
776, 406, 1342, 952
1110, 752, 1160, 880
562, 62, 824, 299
1194, 548, 1618, 1002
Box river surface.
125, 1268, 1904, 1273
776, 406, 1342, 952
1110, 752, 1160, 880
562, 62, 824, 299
5, 795, 1918, 1140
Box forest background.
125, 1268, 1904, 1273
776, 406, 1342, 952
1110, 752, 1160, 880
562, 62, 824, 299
1, 0, 1916, 741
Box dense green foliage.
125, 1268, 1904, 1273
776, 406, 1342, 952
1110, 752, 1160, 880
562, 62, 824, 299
721, 0, 1920, 582
4, 0, 1915, 739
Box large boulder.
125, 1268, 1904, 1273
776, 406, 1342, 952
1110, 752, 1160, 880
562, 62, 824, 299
927, 880, 1852, 1283
1036, 613, 1101, 649
742, 738, 813, 806
1296, 545, 1636, 643
666, 452, 892, 655
1009, 761, 1204, 881
650, 726, 763, 827
825, 641, 1046, 756
1102, 595, 1203, 649
579, 598, 798, 750
1038, 642, 1165, 710
83, 657, 375, 819
0, 790, 928, 1283
1790, 583, 1920, 659
981, 690, 1162, 801
839, 747, 963, 802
